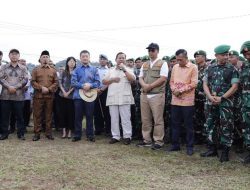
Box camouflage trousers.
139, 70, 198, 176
233, 106, 243, 141
242, 107, 250, 148
194, 100, 206, 135
205, 105, 234, 147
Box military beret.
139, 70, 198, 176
240, 41, 250, 54
210, 59, 217, 64
190, 59, 196, 64
141, 55, 150, 61
162, 56, 170, 61
169, 55, 176, 61
239, 56, 246, 62
108, 60, 113, 67
194, 50, 206, 57
214, 45, 230, 54
135, 57, 141, 62
229, 50, 239, 56
127, 58, 134, 62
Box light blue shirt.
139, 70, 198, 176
71, 64, 100, 99
97, 65, 109, 88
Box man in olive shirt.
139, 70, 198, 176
31, 50, 58, 141
0, 49, 28, 140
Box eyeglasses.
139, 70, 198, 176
148, 49, 156, 52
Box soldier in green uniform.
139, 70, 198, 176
132, 56, 147, 139
228, 50, 244, 153
194, 50, 207, 144
239, 41, 250, 164
200, 45, 239, 162
164, 55, 177, 143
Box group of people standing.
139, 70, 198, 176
0, 40, 250, 165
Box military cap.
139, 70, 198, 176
99, 54, 108, 60
240, 41, 250, 54
127, 58, 134, 62
229, 50, 239, 56
141, 55, 150, 61
162, 55, 170, 62
194, 50, 206, 57
214, 45, 230, 54
169, 55, 176, 61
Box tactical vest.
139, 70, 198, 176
142, 60, 165, 94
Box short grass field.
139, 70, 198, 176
0, 129, 250, 190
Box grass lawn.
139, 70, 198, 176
0, 129, 250, 190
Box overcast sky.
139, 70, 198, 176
0, 0, 249, 64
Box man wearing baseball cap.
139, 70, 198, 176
239, 41, 250, 164
137, 43, 168, 150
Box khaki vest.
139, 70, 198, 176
142, 60, 165, 94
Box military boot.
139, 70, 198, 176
220, 146, 230, 162
200, 144, 218, 157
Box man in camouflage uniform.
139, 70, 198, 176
239, 41, 250, 164
132, 57, 145, 139
200, 45, 239, 162
164, 55, 176, 143
228, 50, 244, 153
194, 50, 207, 144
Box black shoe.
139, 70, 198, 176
95, 131, 102, 136
187, 149, 194, 156
152, 144, 163, 150
241, 153, 250, 164
136, 141, 152, 147
32, 135, 40, 141
167, 146, 181, 152
220, 146, 230, 162
200, 145, 218, 157
123, 138, 131, 145
9, 128, 15, 134
87, 137, 95, 142
0, 135, 8, 140
72, 137, 81, 142
46, 135, 54, 140
18, 135, 25, 140
109, 138, 120, 144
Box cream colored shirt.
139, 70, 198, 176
104, 66, 135, 106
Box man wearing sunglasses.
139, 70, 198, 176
137, 43, 168, 150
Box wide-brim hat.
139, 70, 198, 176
79, 89, 97, 102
